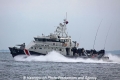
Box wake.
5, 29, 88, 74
14, 51, 120, 63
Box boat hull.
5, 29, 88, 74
9, 47, 106, 60
9, 47, 46, 57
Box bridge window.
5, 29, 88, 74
35, 38, 38, 41
43, 39, 46, 42
35, 38, 61, 42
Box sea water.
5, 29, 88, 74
0, 51, 120, 80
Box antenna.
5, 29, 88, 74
66, 12, 67, 20
93, 19, 103, 49
103, 24, 112, 50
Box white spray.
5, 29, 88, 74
14, 51, 120, 63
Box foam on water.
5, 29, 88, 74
106, 53, 120, 63
14, 51, 120, 63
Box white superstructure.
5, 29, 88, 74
27, 19, 79, 56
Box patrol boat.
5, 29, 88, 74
9, 18, 108, 60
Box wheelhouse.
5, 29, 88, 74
34, 37, 71, 43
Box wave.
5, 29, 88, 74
14, 51, 120, 63
106, 53, 120, 63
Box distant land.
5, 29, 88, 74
0, 50, 10, 52
106, 50, 120, 54
0, 49, 120, 54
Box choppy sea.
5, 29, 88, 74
0, 51, 120, 80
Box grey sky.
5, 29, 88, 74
0, 0, 120, 51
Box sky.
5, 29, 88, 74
0, 0, 120, 51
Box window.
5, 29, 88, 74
59, 49, 62, 51
43, 39, 46, 42
53, 43, 55, 45
35, 38, 38, 41
46, 39, 50, 41
60, 48, 64, 51
39, 48, 42, 49
64, 39, 69, 42
34, 38, 47, 42
66, 39, 69, 42
38, 39, 43, 41
56, 39, 59, 42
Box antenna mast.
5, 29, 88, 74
66, 12, 67, 20
103, 24, 112, 49
93, 19, 103, 49
55, 13, 68, 38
